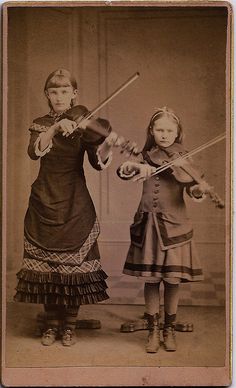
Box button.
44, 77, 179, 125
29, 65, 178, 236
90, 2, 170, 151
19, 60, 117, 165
155, 183, 159, 187
154, 189, 159, 194
153, 203, 158, 208
156, 177, 159, 181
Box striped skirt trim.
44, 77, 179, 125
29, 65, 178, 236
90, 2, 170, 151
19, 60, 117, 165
123, 265, 203, 282
14, 220, 109, 306
123, 213, 203, 283
23, 218, 100, 265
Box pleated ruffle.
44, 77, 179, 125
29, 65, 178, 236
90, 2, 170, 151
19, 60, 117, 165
15, 268, 107, 285
14, 291, 109, 306
14, 268, 109, 306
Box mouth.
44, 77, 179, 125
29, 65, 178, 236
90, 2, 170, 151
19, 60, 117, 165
159, 141, 170, 147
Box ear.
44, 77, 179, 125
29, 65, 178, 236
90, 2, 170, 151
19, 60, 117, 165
72, 89, 78, 98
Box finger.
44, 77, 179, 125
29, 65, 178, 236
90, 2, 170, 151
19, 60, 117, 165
116, 137, 125, 147
132, 174, 142, 182
135, 173, 146, 182
113, 135, 121, 146
108, 132, 118, 141
129, 142, 138, 151
135, 176, 145, 183
71, 121, 77, 130
119, 136, 126, 146
106, 135, 116, 146
133, 147, 140, 155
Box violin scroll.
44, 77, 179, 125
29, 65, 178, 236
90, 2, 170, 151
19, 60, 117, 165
208, 189, 225, 209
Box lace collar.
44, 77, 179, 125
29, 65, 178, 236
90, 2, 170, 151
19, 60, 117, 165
48, 108, 69, 120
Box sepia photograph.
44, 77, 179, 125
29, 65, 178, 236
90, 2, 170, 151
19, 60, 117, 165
1, 1, 232, 386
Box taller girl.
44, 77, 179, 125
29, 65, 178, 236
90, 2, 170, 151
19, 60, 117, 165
118, 107, 210, 353
14, 68, 121, 346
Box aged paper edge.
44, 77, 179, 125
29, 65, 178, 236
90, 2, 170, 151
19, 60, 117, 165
1, 0, 233, 386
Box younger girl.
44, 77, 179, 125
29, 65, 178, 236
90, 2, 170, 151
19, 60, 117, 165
14, 68, 122, 346
117, 107, 210, 353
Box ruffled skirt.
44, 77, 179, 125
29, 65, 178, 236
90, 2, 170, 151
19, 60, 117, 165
14, 220, 109, 306
123, 213, 203, 282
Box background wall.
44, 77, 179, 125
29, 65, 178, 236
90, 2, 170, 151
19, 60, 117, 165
6, 6, 228, 305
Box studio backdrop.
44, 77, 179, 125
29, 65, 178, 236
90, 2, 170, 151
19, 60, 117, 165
7, 6, 228, 306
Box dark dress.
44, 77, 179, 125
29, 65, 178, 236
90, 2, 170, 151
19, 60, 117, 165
14, 106, 111, 306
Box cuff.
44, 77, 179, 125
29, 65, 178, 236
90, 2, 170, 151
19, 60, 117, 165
189, 185, 206, 203
34, 133, 53, 157
118, 165, 137, 179
96, 146, 113, 170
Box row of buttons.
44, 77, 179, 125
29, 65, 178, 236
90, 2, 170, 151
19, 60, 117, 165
153, 177, 160, 208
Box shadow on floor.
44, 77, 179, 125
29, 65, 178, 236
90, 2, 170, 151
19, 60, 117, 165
5, 302, 226, 368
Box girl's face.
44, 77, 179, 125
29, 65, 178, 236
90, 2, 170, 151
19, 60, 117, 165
46, 85, 77, 113
151, 116, 178, 148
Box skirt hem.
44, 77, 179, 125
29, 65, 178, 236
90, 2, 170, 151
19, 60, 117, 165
14, 290, 109, 306
123, 269, 204, 282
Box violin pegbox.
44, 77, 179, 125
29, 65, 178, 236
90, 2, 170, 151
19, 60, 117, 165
120, 139, 141, 157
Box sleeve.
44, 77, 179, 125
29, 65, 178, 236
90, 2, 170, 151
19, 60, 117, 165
116, 164, 137, 180
82, 116, 113, 171
84, 142, 112, 171
27, 121, 52, 160
181, 155, 206, 202
117, 155, 146, 180
185, 182, 206, 202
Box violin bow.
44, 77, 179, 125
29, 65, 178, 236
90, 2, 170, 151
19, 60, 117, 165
150, 132, 226, 208
151, 132, 226, 177
74, 72, 140, 130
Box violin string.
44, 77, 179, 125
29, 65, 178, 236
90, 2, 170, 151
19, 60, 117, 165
151, 132, 226, 177
151, 133, 226, 176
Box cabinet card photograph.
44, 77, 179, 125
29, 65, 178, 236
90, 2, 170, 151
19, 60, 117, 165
1, 1, 232, 387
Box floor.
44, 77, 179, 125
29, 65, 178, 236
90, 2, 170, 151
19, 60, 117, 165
5, 302, 226, 368
105, 271, 225, 306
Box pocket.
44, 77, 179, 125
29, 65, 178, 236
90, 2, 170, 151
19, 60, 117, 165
130, 212, 148, 248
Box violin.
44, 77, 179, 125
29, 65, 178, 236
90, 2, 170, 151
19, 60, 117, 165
62, 104, 111, 145
146, 143, 198, 183
61, 104, 141, 157
146, 141, 225, 209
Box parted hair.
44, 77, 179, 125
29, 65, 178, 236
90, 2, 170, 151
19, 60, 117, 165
44, 69, 78, 109
142, 107, 184, 152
